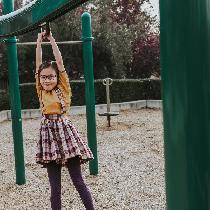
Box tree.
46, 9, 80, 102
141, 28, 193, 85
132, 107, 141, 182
14, 0, 23, 9
89, 0, 157, 78
111, 0, 150, 28
0, 1, 8, 86
0, 0, 160, 83
130, 33, 160, 78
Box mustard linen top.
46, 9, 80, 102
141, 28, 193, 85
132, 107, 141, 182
35, 70, 72, 115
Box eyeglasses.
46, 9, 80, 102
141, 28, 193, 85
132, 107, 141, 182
40, 74, 57, 81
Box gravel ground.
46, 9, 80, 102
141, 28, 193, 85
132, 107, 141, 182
0, 108, 166, 210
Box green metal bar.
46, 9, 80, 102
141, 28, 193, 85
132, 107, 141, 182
160, 0, 210, 209
0, 0, 89, 38
81, 12, 98, 175
3, 0, 26, 185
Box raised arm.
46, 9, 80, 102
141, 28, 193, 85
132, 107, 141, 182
36, 32, 44, 74
47, 33, 65, 72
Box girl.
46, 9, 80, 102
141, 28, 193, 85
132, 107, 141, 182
35, 31, 95, 210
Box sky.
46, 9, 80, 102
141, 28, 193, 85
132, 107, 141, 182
143, 0, 160, 21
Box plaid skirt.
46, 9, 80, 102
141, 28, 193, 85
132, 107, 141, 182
35, 114, 94, 168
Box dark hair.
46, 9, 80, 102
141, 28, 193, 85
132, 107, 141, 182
38, 61, 59, 77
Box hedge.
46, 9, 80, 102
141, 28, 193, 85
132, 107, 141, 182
0, 79, 161, 111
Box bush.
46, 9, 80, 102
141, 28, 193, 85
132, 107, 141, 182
0, 90, 10, 111
0, 80, 161, 111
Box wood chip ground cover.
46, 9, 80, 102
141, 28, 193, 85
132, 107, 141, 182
0, 109, 166, 210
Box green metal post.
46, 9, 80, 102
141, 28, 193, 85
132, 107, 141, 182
81, 12, 98, 175
160, 0, 210, 209
3, 0, 26, 185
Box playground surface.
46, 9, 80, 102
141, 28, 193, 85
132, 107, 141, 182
0, 108, 166, 210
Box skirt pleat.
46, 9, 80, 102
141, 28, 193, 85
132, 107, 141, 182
36, 115, 94, 168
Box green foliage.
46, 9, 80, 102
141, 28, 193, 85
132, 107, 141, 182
20, 85, 40, 109
0, 90, 10, 110
0, 0, 159, 84
131, 34, 160, 78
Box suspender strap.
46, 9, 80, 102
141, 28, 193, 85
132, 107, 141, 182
40, 87, 66, 114
54, 87, 66, 114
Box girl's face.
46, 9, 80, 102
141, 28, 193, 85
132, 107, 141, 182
39, 67, 58, 91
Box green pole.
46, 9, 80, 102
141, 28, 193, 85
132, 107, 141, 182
3, 0, 26, 185
81, 12, 98, 175
160, 0, 210, 209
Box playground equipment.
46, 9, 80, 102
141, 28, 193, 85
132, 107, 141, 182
0, 0, 98, 185
2, 0, 210, 209
0, 0, 89, 37
160, 0, 210, 209
98, 78, 119, 127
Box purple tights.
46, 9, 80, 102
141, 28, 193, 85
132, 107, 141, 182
46, 156, 95, 210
